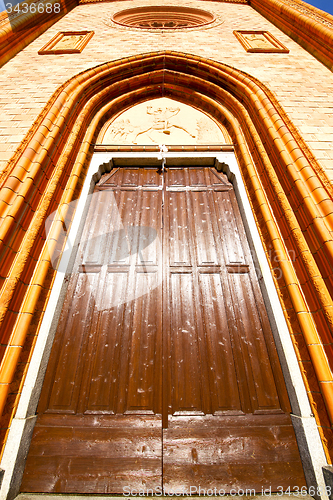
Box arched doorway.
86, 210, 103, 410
0, 52, 331, 498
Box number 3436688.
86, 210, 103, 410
5, 2, 61, 14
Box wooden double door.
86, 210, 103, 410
22, 166, 305, 493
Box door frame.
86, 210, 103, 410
0, 150, 328, 500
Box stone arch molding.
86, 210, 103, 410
1, 51, 333, 469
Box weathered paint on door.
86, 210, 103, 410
21, 167, 305, 493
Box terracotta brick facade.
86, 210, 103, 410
0, 0, 333, 495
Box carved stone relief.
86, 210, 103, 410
243, 33, 274, 49
38, 31, 94, 54
99, 98, 228, 145
53, 35, 85, 50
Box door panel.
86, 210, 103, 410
22, 169, 163, 492
227, 271, 280, 412
169, 272, 206, 414
198, 272, 241, 413
21, 167, 305, 493
189, 191, 219, 265
161, 168, 304, 489
26, 414, 162, 493
163, 414, 305, 492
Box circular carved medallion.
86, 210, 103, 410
112, 6, 215, 30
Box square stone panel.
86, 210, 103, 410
38, 31, 94, 55
233, 30, 289, 53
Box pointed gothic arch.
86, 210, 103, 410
0, 51, 333, 483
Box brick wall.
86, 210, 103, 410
0, 0, 332, 179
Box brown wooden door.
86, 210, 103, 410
21, 167, 305, 494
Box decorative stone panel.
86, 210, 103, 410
98, 98, 229, 145
233, 30, 289, 53
38, 30, 94, 54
